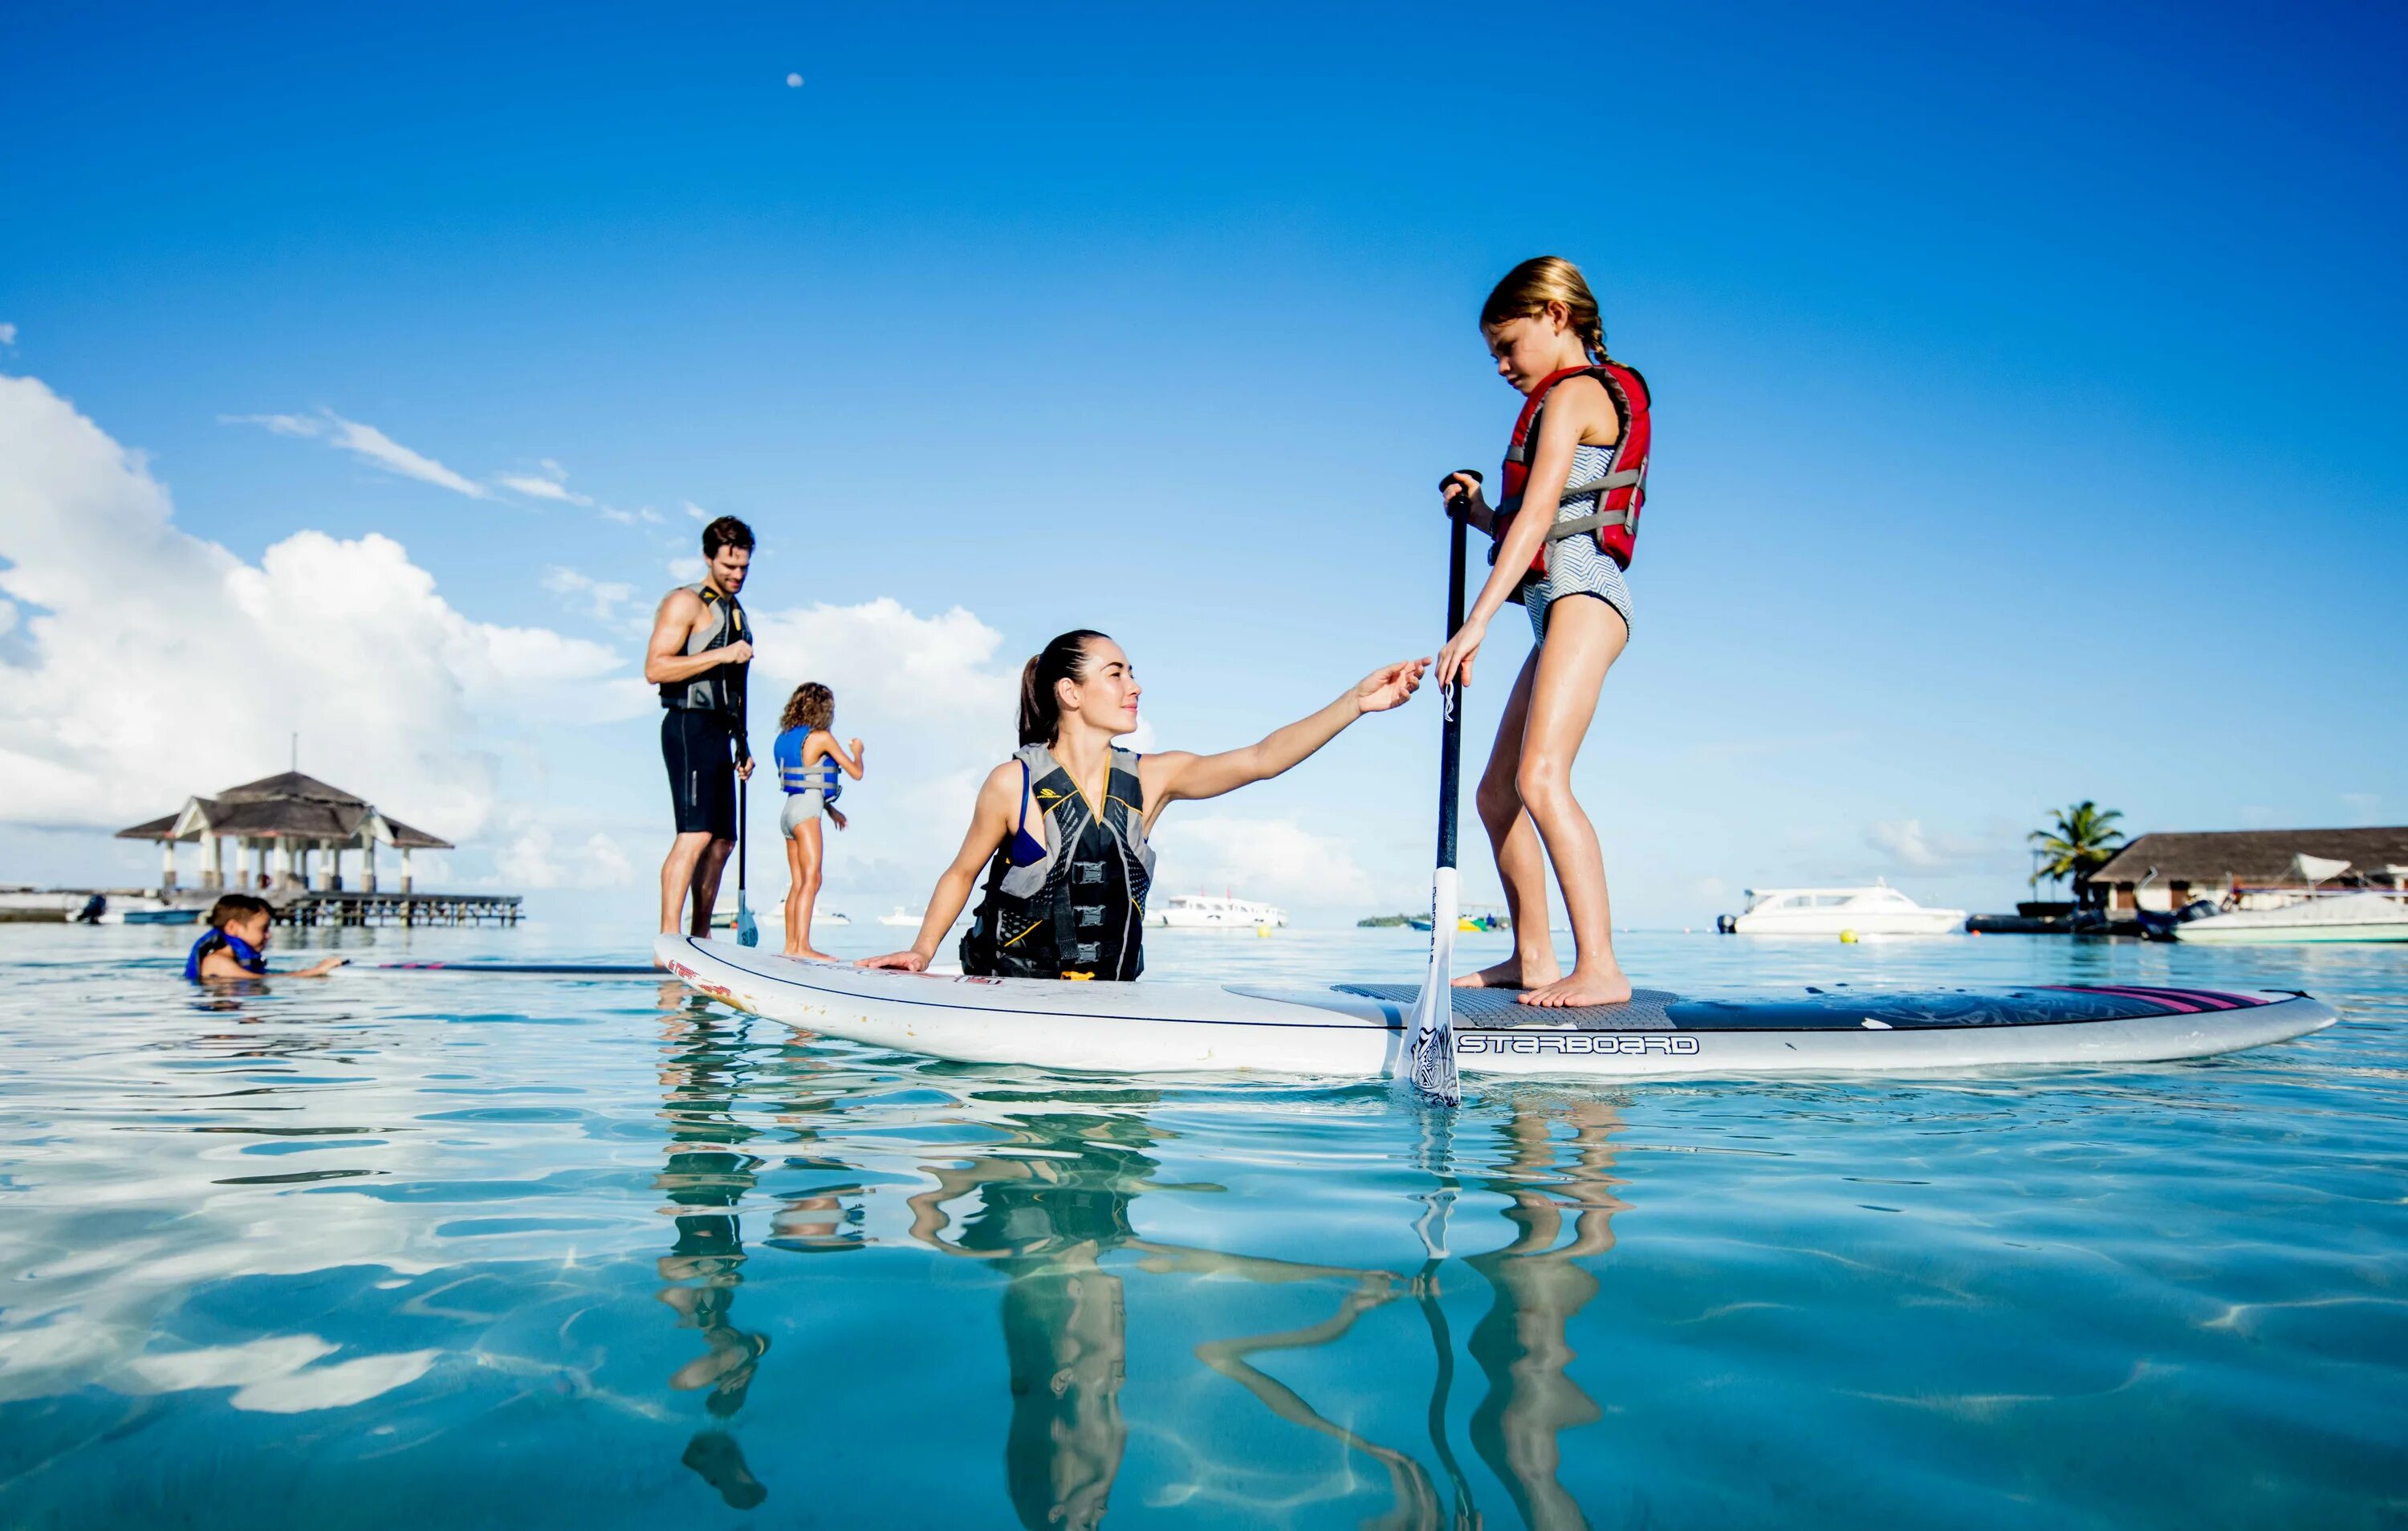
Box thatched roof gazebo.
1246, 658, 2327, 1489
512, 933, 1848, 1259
115, 772, 452, 895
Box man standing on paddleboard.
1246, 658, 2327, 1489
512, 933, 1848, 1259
646, 515, 756, 941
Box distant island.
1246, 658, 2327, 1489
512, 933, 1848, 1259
1357, 913, 1416, 927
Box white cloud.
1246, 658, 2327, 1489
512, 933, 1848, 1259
497, 475, 590, 506
1147, 816, 1377, 908
222, 408, 490, 499
494, 824, 636, 890
602, 507, 638, 525
0, 323, 17, 347
0, 373, 633, 837
541, 566, 638, 624
222, 411, 317, 437
667, 556, 706, 583
1865, 818, 1995, 871
683, 500, 710, 520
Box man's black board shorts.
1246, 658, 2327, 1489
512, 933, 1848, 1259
661, 710, 738, 840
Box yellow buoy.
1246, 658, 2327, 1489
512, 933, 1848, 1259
1839, 929, 1859, 944
1255, 924, 1272, 938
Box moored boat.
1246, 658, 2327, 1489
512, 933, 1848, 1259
2174, 891, 2408, 944
1149, 894, 1288, 930
1721, 881, 1967, 936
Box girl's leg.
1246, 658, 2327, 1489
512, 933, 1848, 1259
1456, 650, 1560, 989
782, 830, 809, 957
1514, 596, 1631, 1008
793, 817, 831, 961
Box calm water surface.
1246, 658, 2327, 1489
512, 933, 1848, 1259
1, 922, 2402, 1529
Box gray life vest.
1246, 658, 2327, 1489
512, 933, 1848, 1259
659, 583, 747, 713
960, 743, 1156, 981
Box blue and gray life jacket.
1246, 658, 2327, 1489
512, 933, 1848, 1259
772, 727, 842, 804
961, 744, 1155, 981
184, 928, 268, 982
659, 583, 748, 715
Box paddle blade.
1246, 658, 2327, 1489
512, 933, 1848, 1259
1406, 866, 1462, 1106
735, 893, 759, 948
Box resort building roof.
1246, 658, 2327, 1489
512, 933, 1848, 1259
2088, 828, 2408, 889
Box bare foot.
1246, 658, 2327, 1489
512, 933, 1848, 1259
1518, 967, 1634, 1008
1453, 955, 1560, 990
792, 946, 835, 963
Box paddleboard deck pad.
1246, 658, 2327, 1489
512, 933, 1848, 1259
657, 935, 2336, 1078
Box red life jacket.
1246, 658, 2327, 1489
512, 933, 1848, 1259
1492, 360, 1653, 573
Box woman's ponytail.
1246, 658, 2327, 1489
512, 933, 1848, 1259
1017, 629, 1111, 747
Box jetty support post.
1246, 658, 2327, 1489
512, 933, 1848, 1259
362, 838, 378, 894
203, 833, 223, 892
160, 838, 177, 894
401, 848, 414, 896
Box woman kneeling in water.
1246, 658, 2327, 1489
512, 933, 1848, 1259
860, 630, 1426, 979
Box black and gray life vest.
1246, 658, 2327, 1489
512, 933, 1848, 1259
961, 743, 1157, 981
659, 583, 748, 713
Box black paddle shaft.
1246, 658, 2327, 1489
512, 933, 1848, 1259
734, 662, 751, 896
1437, 494, 1470, 870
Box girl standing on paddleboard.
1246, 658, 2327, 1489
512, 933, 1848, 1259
771, 682, 863, 959
861, 630, 1427, 980
1435, 257, 1653, 1008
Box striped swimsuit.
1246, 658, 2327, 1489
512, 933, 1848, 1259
1520, 440, 1635, 643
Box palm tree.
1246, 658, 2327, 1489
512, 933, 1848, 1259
2028, 801, 2125, 901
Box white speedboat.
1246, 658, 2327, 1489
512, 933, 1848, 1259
1724, 882, 1967, 936
1149, 894, 1288, 930
2174, 891, 2408, 944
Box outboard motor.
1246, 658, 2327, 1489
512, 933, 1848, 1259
73, 894, 106, 924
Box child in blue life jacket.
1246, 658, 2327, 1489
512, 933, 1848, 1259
184, 894, 347, 983
1434, 256, 1653, 1008
772, 682, 864, 959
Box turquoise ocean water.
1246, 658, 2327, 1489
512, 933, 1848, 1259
0, 920, 2401, 1529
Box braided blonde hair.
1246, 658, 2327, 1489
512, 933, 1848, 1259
1481, 256, 1608, 360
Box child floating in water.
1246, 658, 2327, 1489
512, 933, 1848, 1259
184, 894, 347, 983
1435, 256, 1653, 1008
772, 682, 864, 960
862, 630, 1426, 980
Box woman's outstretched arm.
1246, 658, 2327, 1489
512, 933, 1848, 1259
1141, 660, 1427, 820
857, 762, 1021, 971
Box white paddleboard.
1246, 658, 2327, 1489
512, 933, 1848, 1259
656, 936, 2336, 1079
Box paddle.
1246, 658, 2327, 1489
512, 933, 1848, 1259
734, 662, 759, 948
1405, 483, 1471, 1106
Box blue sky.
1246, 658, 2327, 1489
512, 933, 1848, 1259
2, 0, 2402, 926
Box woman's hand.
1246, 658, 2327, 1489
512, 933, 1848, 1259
857, 949, 928, 971
1354, 658, 1430, 715
828, 806, 849, 831
1435, 616, 1488, 689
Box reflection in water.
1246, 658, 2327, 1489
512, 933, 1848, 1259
908, 1102, 1161, 1530
894, 1092, 1629, 1530
1466, 1104, 1625, 1531
644, 988, 1628, 1528
654, 1000, 773, 1509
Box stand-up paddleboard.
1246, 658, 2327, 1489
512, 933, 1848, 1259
656, 935, 2337, 1078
